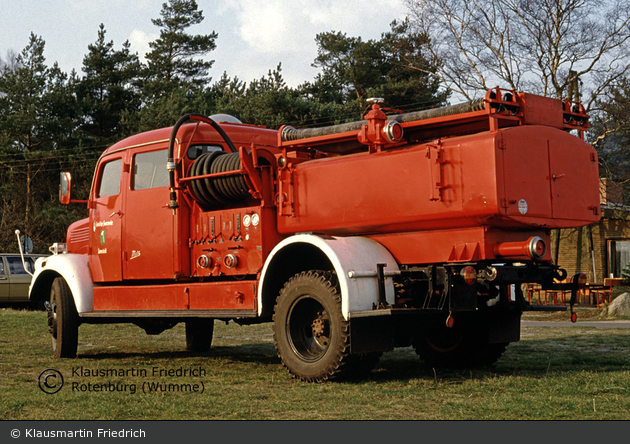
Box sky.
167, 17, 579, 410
0, 0, 408, 88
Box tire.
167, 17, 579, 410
48, 277, 79, 358
344, 352, 382, 378
413, 325, 508, 369
185, 319, 215, 352
273, 271, 352, 382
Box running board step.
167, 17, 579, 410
79, 309, 257, 319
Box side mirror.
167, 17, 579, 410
60, 172, 72, 205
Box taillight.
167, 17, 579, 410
460, 266, 477, 285
446, 314, 455, 328
574, 272, 587, 289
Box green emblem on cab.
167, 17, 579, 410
100, 229, 106, 245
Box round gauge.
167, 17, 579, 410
251, 213, 260, 226
243, 214, 251, 227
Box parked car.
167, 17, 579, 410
0, 254, 49, 308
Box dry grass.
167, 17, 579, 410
521, 306, 603, 321
1, 307, 629, 420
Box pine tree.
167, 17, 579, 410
143, 0, 217, 99
76, 24, 141, 142
0, 33, 81, 250
138, 0, 218, 130
302, 20, 448, 121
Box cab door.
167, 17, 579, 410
89, 155, 126, 282
122, 147, 175, 280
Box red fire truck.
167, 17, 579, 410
28, 87, 599, 382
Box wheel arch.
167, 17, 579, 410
29, 254, 94, 314
258, 234, 399, 319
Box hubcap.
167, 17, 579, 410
287, 296, 330, 362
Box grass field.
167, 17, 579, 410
1, 307, 629, 420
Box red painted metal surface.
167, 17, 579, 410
189, 206, 281, 278
65, 88, 599, 312
276, 125, 598, 234
93, 280, 257, 311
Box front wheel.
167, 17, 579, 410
48, 277, 79, 358
185, 319, 214, 352
273, 271, 351, 382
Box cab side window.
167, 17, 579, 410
97, 159, 123, 198
133, 150, 169, 190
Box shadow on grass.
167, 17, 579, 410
345, 330, 630, 384
71, 330, 630, 384
76, 343, 280, 365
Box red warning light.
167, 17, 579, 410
460, 266, 477, 285
446, 315, 455, 328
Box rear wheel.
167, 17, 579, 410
273, 271, 352, 382
185, 319, 215, 352
413, 324, 508, 368
48, 277, 79, 358
344, 352, 382, 378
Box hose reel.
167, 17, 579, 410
189, 151, 250, 207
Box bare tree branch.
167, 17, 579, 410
405, 0, 630, 106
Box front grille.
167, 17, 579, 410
70, 226, 90, 244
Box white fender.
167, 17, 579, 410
29, 254, 94, 314
258, 234, 399, 319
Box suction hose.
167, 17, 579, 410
280, 98, 486, 142
167, 114, 237, 211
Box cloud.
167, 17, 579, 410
128, 29, 158, 63
235, 1, 292, 53
228, 0, 406, 55
210, 0, 406, 86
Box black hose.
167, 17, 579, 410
167, 113, 238, 210
390, 98, 485, 124
203, 151, 228, 205
189, 151, 250, 208
281, 120, 367, 141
